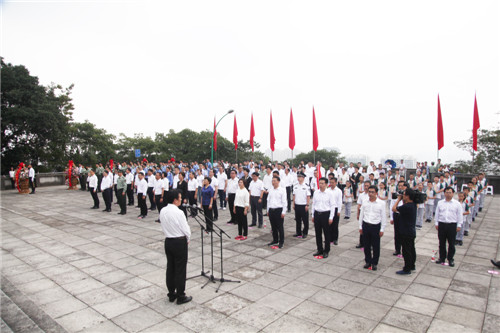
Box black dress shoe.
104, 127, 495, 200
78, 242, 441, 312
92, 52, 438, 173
302, 235, 307, 239
176, 296, 192, 305
363, 263, 371, 269
449, 260, 455, 267
491, 259, 500, 268
102, 209, 107, 212
458, 240, 463, 246
313, 251, 323, 257
435, 259, 445, 264
278, 244, 283, 249
249, 224, 256, 227
293, 234, 299, 237
393, 252, 401, 256
333, 240, 338, 245
355, 244, 363, 249
464, 231, 469, 236
322, 252, 329, 258
267, 241, 278, 246
168, 294, 178, 302
372, 265, 377, 271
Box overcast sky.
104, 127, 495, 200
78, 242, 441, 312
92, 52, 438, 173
2, 0, 499, 164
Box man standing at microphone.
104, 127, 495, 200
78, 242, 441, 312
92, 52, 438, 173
160, 189, 192, 305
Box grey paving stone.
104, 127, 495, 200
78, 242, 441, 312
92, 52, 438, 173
288, 300, 337, 326
405, 283, 446, 302
230, 303, 284, 330
443, 290, 488, 312
56, 307, 106, 332
41, 297, 88, 318
358, 285, 402, 306
372, 323, 412, 332
204, 293, 251, 316
263, 313, 321, 333
323, 311, 377, 333
483, 313, 500, 333
427, 318, 478, 333
258, 290, 303, 313
343, 297, 391, 321
141, 319, 193, 333
326, 278, 367, 296
173, 306, 227, 332
435, 303, 485, 330
309, 289, 353, 310
112, 306, 165, 332
382, 307, 432, 333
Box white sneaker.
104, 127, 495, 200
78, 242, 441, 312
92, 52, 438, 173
223, 207, 226, 210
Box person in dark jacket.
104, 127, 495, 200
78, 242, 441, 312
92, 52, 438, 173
393, 188, 417, 275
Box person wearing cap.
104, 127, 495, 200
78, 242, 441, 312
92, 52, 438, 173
293, 172, 311, 239
116, 169, 127, 215
136, 171, 148, 219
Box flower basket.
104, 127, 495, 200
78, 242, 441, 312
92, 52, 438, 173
19, 179, 30, 194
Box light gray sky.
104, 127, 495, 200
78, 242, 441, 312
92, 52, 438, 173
2, 0, 499, 164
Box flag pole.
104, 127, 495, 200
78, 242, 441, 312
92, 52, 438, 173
314, 151, 316, 165
236, 148, 238, 164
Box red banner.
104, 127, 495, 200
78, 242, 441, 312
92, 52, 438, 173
109, 159, 114, 171
233, 114, 238, 150
213, 117, 217, 151
250, 113, 255, 152
437, 95, 444, 150
313, 107, 319, 152
270, 111, 276, 152
289, 108, 295, 151
473, 94, 480, 151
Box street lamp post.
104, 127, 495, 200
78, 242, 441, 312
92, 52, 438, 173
211, 110, 234, 168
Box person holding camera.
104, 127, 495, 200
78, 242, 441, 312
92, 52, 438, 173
392, 188, 417, 275
434, 187, 463, 267
390, 181, 407, 257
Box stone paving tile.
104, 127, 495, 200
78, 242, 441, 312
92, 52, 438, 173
1, 187, 499, 332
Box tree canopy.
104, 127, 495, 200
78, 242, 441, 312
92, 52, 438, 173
453, 129, 500, 174
294, 149, 346, 167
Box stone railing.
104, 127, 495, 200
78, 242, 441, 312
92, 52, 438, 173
1, 172, 67, 191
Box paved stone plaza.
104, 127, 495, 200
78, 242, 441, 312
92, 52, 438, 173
1, 186, 499, 332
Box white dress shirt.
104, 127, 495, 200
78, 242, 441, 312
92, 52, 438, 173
154, 178, 165, 194
9, 170, 15, 178
147, 175, 155, 188
187, 178, 198, 191
249, 179, 264, 197
357, 192, 368, 206
172, 175, 179, 189
160, 204, 191, 241
434, 198, 463, 228
136, 178, 148, 195
267, 186, 287, 213
217, 172, 227, 189
311, 189, 335, 219
100, 175, 112, 191
293, 183, 311, 205
328, 186, 343, 211
234, 187, 250, 208
28, 167, 35, 180
338, 172, 349, 185
282, 173, 294, 187
196, 175, 204, 187
226, 178, 239, 196
162, 178, 170, 191
262, 173, 273, 191
88, 175, 98, 189
126, 173, 134, 184
359, 198, 387, 231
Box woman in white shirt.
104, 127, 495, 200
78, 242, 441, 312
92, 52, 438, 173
196, 169, 204, 206
234, 179, 250, 240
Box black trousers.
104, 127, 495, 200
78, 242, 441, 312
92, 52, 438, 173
102, 188, 112, 211
90, 187, 99, 208
138, 193, 147, 216
10, 177, 15, 189
295, 204, 308, 236
213, 196, 218, 219
164, 237, 188, 298
314, 211, 331, 254
117, 189, 126, 213
352, 184, 358, 200
126, 184, 134, 205
362, 222, 381, 265
393, 213, 402, 254
188, 191, 197, 216
155, 195, 163, 214
147, 187, 156, 210
109, 184, 114, 203
218, 189, 226, 208
329, 208, 339, 242
228, 193, 236, 222
438, 222, 457, 261
113, 184, 118, 202
250, 196, 263, 226
80, 175, 86, 190
286, 186, 292, 212
262, 192, 268, 210
203, 205, 213, 231
97, 175, 102, 192
29, 178, 35, 193
401, 234, 416, 272
269, 208, 284, 245
236, 206, 248, 236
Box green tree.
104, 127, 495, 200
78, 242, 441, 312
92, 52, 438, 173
115, 133, 157, 162
67, 121, 116, 166
294, 149, 346, 167
1, 58, 74, 173
453, 129, 500, 174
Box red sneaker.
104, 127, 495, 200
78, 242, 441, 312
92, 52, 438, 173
240, 236, 247, 240
235, 235, 242, 240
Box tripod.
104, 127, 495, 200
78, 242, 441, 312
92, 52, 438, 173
186, 209, 210, 284
188, 205, 240, 292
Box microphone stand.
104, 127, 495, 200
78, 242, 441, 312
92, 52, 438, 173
185, 205, 210, 283
190, 205, 240, 292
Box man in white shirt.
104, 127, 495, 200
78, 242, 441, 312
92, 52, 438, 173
9, 167, 16, 189
262, 166, 273, 215
217, 166, 228, 210
161, 189, 192, 305
153, 172, 166, 220
293, 172, 311, 239
126, 168, 135, 206
359, 185, 387, 271
356, 180, 371, 248
147, 169, 156, 211
434, 187, 463, 267
311, 177, 335, 258
225, 170, 239, 224
249, 172, 264, 228
282, 168, 294, 212
266, 176, 287, 248
328, 177, 343, 246
100, 170, 112, 212
28, 164, 36, 194
88, 169, 99, 209
136, 171, 148, 219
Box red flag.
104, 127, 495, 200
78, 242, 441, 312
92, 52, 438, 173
250, 113, 255, 152
270, 110, 276, 152
437, 95, 444, 150
289, 108, 295, 150
213, 117, 217, 151
473, 94, 480, 151
233, 114, 238, 150
316, 161, 321, 189
312, 107, 319, 151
